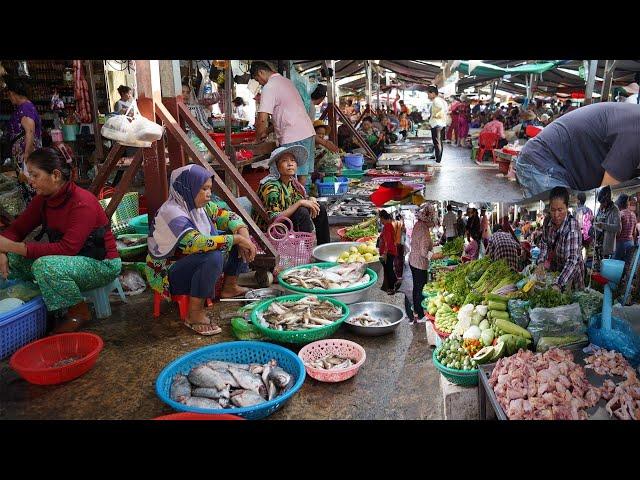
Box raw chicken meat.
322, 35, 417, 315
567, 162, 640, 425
584, 349, 630, 377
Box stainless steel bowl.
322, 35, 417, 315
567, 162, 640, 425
281, 281, 375, 305
312, 242, 382, 275
343, 302, 406, 336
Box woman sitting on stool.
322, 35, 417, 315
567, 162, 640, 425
146, 164, 256, 336
0, 148, 121, 333
254, 145, 330, 245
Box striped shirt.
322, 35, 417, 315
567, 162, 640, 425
618, 208, 637, 242
486, 232, 522, 272
537, 215, 585, 290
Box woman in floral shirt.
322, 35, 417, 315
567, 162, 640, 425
146, 164, 256, 335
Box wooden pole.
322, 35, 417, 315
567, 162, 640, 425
159, 60, 185, 171
326, 60, 338, 145
599, 60, 616, 103
85, 60, 104, 164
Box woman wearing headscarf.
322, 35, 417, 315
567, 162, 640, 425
408, 203, 437, 319
254, 145, 330, 244
145, 164, 257, 336
593, 185, 621, 271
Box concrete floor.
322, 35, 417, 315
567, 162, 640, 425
425, 144, 524, 203
0, 266, 444, 420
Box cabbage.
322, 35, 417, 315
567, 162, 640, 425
463, 325, 482, 340
475, 305, 488, 316
479, 319, 491, 331
480, 329, 494, 346
471, 312, 483, 326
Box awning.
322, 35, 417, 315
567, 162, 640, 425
454, 60, 566, 79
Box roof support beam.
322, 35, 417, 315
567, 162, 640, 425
584, 60, 598, 105
599, 60, 617, 103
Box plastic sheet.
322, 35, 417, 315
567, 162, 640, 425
587, 314, 640, 367
527, 303, 585, 347
119, 270, 146, 296
507, 299, 530, 329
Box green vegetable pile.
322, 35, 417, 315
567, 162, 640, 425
434, 301, 458, 333
436, 335, 478, 371
441, 237, 464, 256
526, 287, 573, 309
345, 218, 378, 240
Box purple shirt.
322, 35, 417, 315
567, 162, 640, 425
9, 101, 42, 141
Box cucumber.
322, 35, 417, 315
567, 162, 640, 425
489, 310, 510, 321
495, 318, 532, 340
486, 293, 510, 303
487, 300, 508, 311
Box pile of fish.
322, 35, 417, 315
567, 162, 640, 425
584, 349, 630, 376
327, 198, 376, 218
282, 263, 370, 291
170, 359, 294, 409
306, 354, 354, 370
116, 236, 147, 249
347, 313, 392, 327
257, 295, 344, 331
489, 349, 601, 420
52, 356, 82, 368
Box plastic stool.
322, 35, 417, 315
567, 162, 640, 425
153, 293, 214, 320
82, 277, 127, 319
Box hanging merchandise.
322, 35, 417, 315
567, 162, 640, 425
101, 99, 163, 147
17, 61, 29, 77
73, 60, 92, 123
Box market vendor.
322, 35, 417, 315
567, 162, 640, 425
408, 202, 437, 319
0, 148, 121, 333
254, 145, 330, 245
592, 185, 621, 271
313, 120, 342, 176
251, 61, 317, 186
462, 236, 479, 261
146, 164, 256, 336
535, 187, 585, 291
481, 112, 508, 148
358, 116, 385, 156
515, 103, 640, 198
486, 224, 523, 272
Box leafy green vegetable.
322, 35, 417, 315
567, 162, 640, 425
441, 237, 464, 256
527, 287, 573, 309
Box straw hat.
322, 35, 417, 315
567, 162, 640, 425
313, 120, 330, 134
520, 110, 537, 121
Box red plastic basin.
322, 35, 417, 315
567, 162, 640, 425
10, 333, 104, 385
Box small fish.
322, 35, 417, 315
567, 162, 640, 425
170, 374, 192, 402
182, 396, 222, 409
228, 366, 267, 397
192, 386, 230, 400
188, 366, 237, 390
269, 366, 293, 390
230, 390, 267, 408
248, 364, 264, 375
268, 380, 277, 401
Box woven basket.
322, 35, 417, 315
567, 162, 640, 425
99, 191, 139, 236
432, 347, 479, 386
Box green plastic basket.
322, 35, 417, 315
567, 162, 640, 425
278, 262, 378, 295
128, 214, 149, 234
432, 347, 479, 386
116, 233, 148, 260
250, 294, 349, 344
99, 192, 139, 236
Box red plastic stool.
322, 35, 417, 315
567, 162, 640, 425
153, 293, 214, 320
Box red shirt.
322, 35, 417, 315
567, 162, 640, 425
379, 222, 398, 256
2, 182, 118, 260
618, 208, 637, 242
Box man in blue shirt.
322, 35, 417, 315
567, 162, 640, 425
515, 103, 640, 199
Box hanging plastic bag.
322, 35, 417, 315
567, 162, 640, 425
126, 99, 164, 143
527, 303, 585, 347
118, 269, 146, 296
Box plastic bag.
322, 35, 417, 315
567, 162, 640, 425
527, 303, 585, 347
118, 269, 146, 296
231, 317, 265, 341
572, 288, 603, 323
0, 281, 41, 302
587, 314, 640, 367
508, 299, 531, 329
537, 334, 589, 353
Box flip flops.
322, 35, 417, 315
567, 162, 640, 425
184, 322, 222, 336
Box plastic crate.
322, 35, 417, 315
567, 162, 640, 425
315, 177, 349, 197
208, 131, 256, 149
0, 296, 48, 360
341, 169, 365, 179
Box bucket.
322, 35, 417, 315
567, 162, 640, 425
343, 153, 364, 170
62, 124, 77, 142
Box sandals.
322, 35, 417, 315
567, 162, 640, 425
184, 322, 222, 336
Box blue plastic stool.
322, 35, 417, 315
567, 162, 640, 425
82, 277, 127, 319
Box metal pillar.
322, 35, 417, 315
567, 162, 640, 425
584, 60, 598, 105
365, 60, 373, 109
85, 60, 104, 165
159, 60, 185, 171
326, 60, 338, 145
600, 60, 617, 103
135, 60, 167, 220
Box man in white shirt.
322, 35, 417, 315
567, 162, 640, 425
442, 204, 458, 242
251, 61, 316, 185
427, 85, 448, 163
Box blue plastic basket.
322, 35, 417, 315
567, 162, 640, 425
315, 177, 349, 197
343, 153, 364, 169
0, 295, 48, 360
155, 341, 306, 420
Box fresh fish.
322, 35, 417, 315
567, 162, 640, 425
228, 366, 267, 398
182, 396, 223, 409
282, 263, 368, 291
268, 380, 277, 401
230, 390, 267, 408
206, 360, 249, 371
248, 364, 264, 375
170, 374, 192, 402
269, 366, 293, 390
348, 313, 392, 327
257, 296, 343, 331
308, 354, 354, 370
188, 365, 237, 390
192, 386, 230, 400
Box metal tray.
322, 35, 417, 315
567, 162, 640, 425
478, 347, 626, 421
281, 282, 375, 305
343, 302, 405, 336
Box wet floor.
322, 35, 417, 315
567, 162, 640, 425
0, 270, 444, 420
425, 144, 523, 203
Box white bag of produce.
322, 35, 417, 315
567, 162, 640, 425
527, 303, 585, 348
